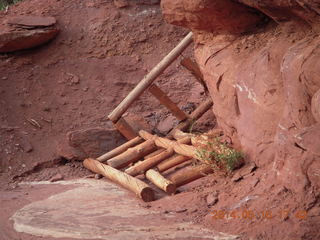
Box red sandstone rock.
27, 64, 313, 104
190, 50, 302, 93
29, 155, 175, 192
49, 173, 64, 182
161, 0, 266, 34
236, 0, 320, 27
161, 0, 320, 194
113, 0, 129, 8
0, 16, 59, 53
56, 128, 126, 160
156, 115, 177, 134
311, 89, 320, 122
6, 16, 56, 27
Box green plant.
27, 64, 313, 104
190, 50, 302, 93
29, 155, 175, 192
188, 119, 203, 135
0, 0, 22, 11
188, 118, 197, 134
195, 137, 244, 173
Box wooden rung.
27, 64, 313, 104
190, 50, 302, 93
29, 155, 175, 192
114, 117, 138, 140
108, 32, 193, 123
180, 57, 206, 90
83, 158, 154, 202
148, 84, 188, 121
143, 135, 176, 160
145, 169, 176, 194
144, 149, 165, 159
155, 136, 192, 172
125, 149, 174, 177
125, 136, 191, 176
171, 129, 194, 140
157, 154, 191, 173
139, 130, 197, 159
175, 136, 192, 145
97, 136, 144, 162
170, 98, 213, 134
169, 164, 213, 187
107, 139, 157, 169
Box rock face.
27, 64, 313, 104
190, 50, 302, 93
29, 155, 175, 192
161, 0, 320, 192
236, 0, 320, 27
56, 128, 126, 160
0, 16, 59, 53
161, 0, 267, 34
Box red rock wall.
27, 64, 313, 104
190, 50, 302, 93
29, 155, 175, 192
161, 0, 320, 193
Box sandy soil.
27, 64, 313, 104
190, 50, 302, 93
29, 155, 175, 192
1, 1, 319, 240
0, 0, 210, 185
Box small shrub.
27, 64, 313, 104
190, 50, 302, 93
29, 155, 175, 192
195, 135, 244, 174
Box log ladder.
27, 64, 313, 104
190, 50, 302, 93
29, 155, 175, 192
83, 32, 214, 202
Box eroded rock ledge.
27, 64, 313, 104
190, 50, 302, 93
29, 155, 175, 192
161, 0, 320, 193
0, 15, 59, 53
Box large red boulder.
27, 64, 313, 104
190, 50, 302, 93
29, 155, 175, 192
161, 0, 320, 192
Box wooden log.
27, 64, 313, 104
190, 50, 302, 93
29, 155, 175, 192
155, 136, 192, 172
148, 84, 188, 121
175, 136, 192, 145
157, 154, 191, 173
125, 149, 174, 176
144, 135, 175, 159
107, 139, 156, 169
171, 129, 194, 140
180, 57, 206, 91
125, 136, 191, 176
169, 164, 213, 187
83, 158, 154, 202
97, 136, 143, 162
144, 149, 165, 159
145, 169, 176, 194
170, 98, 213, 134
108, 32, 193, 123
139, 130, 197, 159
114, 117, 138, 140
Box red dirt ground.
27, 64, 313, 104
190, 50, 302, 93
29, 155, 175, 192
0, 1, 319, 240
0, 0, 211, 185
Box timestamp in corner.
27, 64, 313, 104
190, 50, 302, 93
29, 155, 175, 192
211, 209, 308, 221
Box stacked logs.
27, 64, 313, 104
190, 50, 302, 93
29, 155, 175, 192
83, 127, 213, 202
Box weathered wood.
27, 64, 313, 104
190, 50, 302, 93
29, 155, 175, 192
148, 84, 188, 121
176, 136, 192, 145
97, 136, 143, 162
108, 32, 193, 123
155, 136, 192, 172
107, 139, 157, 169
144, 149, 165, 159
125, 149, 174, 176
83, 158, 154, 202
114, 117, 138, 140
180, 58, 208, 92
170, 98, 213, 134
169, 164, 213, 187
145, 169, 176, 194
126, 135, 191, 176
139, 130, 197, 159
171, 129, 194, 140
180, 57, 206, 90
157, 154, 191, 173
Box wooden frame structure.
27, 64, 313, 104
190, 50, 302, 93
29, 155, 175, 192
83, 32, 215, 202
84, 129, 213, 202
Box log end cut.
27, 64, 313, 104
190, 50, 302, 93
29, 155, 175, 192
140, 187, 155, 202
164, 183, 176, 195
